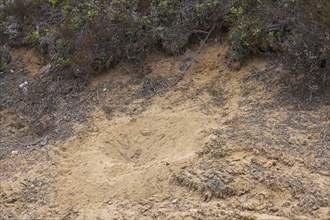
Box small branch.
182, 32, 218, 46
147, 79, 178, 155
181, 25, 215, 73
198, 98, 209, 115
96, 87, 101, 104
174, 25, 216, 86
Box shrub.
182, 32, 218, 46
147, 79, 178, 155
1, 0, 329, 94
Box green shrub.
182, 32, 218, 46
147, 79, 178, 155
2, 0, 329, 94
0, 62, 7, 71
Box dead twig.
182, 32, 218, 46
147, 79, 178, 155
173, 25, 216, 87
198, 98, 209, 115
96, 87, 101, 104
61, 207, 77, 220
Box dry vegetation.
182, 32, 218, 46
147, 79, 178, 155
1, 0, 329, 84
0, 0, 329, 143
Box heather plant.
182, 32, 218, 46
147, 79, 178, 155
1, 0, 328, 93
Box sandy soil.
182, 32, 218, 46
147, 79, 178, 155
1, 43, 329, 219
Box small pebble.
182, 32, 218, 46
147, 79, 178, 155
171, 199, 178, 204
40, 137, 48, 146
312, 205, 319, 210
269, 206, 279, 212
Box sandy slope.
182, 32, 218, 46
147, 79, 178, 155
1, 43, 329, 219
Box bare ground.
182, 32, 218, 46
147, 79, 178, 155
0, 43, 329, 219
